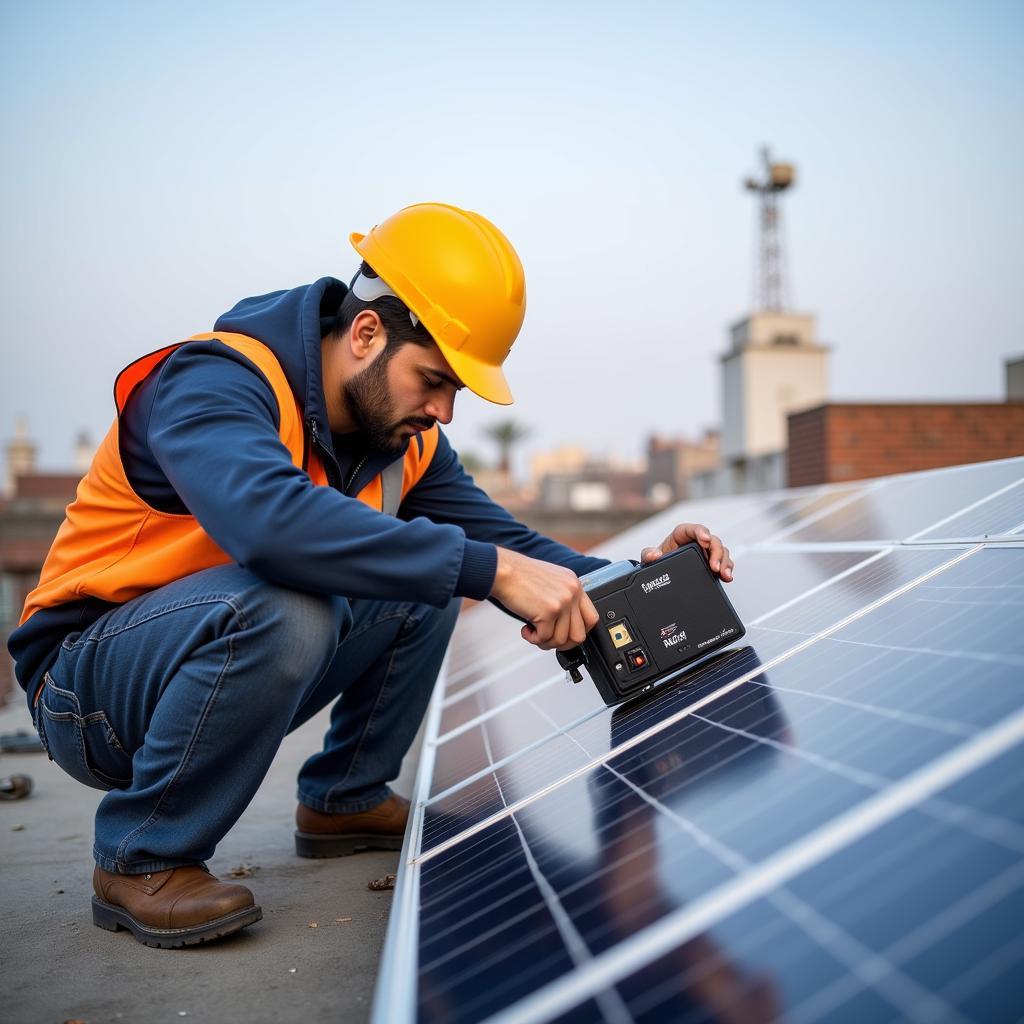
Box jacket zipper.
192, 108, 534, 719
306, 418, 343, 491
345, 454, 368, 496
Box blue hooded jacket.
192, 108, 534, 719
9, 278, 607, 694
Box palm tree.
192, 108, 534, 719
484, 419, 531, 478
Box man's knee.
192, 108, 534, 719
225, 574, 351, 687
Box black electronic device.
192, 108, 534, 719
556, 542, 745, 706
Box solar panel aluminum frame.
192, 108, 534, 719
369, 648, 452, 1024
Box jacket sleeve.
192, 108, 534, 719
400, 430, 610, 578
143, 343, 491, 606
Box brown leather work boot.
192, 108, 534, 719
295, 794, 410, 858
92, 864, 261, 948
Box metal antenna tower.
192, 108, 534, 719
744, 146, 796, 312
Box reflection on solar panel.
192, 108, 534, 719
372, 457, 1024, 1024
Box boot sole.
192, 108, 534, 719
92, 897, 262, 948
294, 831, 404, 858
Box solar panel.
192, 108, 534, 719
781, 459, 1024, 545
371, 457, 1024, 1024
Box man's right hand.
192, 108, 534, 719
490, 548, 600, 652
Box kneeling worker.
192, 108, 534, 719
8, 202, 734, 947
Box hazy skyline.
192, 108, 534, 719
2, 0, 1022, 477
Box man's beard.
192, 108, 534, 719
343, 350, 434, 455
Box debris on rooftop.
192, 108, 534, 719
0, 773, 33, 800
0, 730, 44, 754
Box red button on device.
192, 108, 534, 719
632, 653, 646, 667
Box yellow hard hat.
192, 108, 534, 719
350, 203, 526, 405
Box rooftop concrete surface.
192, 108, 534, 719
0, 696, 421, 1024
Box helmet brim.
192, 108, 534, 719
439, 346, 514, 406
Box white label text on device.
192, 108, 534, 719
642, 573, 671, 594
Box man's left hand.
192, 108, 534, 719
640, 523, 734, 582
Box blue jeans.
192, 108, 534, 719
31, 564, 460, 874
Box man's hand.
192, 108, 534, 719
491, 548, 600, 651
640, 523, 734, 582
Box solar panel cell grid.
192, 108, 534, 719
913, 477, 1024, 540
429, 545, 1020, 855
419, 703, 1023, 1022
370, 458, 1024, 1024
711, 485, 870, 545
437, 659, 583, 741
833, 548, 1024, 661
713, 548, 870, 624
593, 485, 872, 566
423, 654, 767, 852
752, 546, 962, 633
419, 598, 1019, 970
445, 632, 539, 693
427, 648, 767, 816
612, 745, 1024, 1024
439, 545, 966, 767
783, 459, 1024, 544
424, 547, 988, 851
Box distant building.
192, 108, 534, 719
1007, 355, 1024, 401
1, 423, 85, 703
4, 418, 36, 498
515, 448, 656, 552
528, 446, 591, 483
464, 465, 527, 508
692, 310, 830, 497
721, 312, 830, 457
526, 445, 651, 514
645, 430, 720, 503
787, 402, 1024, 487
538, 466, 650, 513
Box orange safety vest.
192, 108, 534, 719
20, 332, 439, 625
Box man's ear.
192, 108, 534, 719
349, 309, 386, 360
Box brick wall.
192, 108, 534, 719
787, 403, 1024, 487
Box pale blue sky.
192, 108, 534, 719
2, 0, 1022, 474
